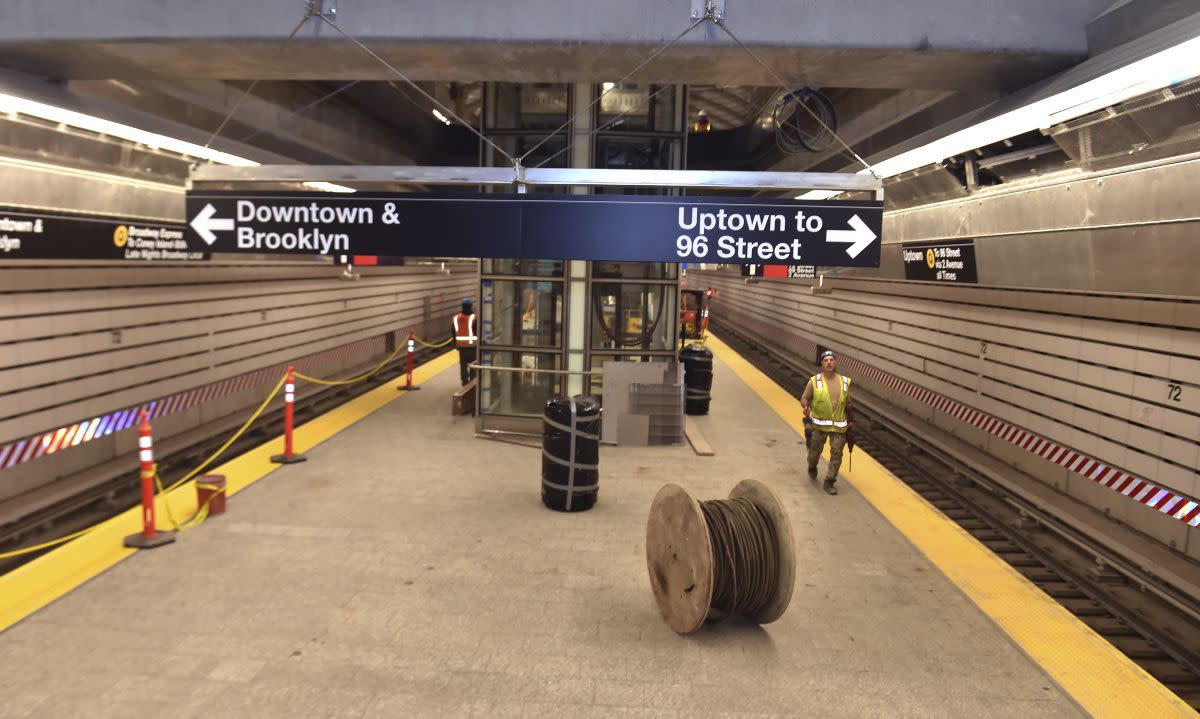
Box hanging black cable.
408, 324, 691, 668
773, 88, 838, 154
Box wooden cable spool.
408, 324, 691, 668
644, 479, 796, 634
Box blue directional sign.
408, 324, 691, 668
185, 191, 883, 267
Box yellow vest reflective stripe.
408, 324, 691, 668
810, 373, 850, 432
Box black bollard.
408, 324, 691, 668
541, 396, 601, 511
680, 345, 714, 415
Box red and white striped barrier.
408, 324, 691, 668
839, 353, 1200, 527
745, 325, 1200, 528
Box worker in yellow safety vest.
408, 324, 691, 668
453, 299, 478, 386
801, 349, 855, 495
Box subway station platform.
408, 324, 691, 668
1, 340, 1183, 718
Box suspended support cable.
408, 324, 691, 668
203, 10, 317, 151
315, 14, 516, 165
713, 19, 878, 178
532, 84, 675, 170
518, 17, 708, 165
236, 81, 361, 145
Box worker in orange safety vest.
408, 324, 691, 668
453, 299, 478, 386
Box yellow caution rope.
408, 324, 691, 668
155, 468, 225, 532
0, 525, 96, 559
0, 374, 287, 560
162, 374, 287, 493
295, 345, 407, 386
296, 334, 452, 385
1, 334, 450, 560
413, 335, 454, 349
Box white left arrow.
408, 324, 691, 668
826, 214, 877, 259
189, 203, 234, 245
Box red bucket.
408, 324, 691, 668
196, 474, 227, 517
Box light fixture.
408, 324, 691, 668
602, 82, 616, 92
106, 79, 142, 97
794, 190, 841, 200
0, 153, 182, 192
0, 91, 258, 166
855, 34, 1200, 181
432, 108, 452, 125
302, 181, 356, 193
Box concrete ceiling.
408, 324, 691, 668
0, 40, 1089, 92
0, 0, 1114, 88
0, 0, 1192, 183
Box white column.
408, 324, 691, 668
566, 82, 593, 397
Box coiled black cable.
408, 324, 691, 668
773, 88, 838, 154
700, 497, 779, 616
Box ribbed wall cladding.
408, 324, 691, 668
695, 269, 1200, 555
0, 259, 476, 500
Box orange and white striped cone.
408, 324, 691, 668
271, 366, 307, 464
123, 410, 176, 549
398, 330, 421, 391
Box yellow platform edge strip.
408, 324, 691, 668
0, 351, 457, 633
706, 332, 1195, 718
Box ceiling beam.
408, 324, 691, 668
191, 164, 883, 193
71, 78, 420, 166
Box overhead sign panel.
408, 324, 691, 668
0, 205, 205, 261
902, 240, 978, 283
184, 191, 883, 267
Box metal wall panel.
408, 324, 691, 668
695, 268, 1199, 547
885, 154, 1200, 240
0, 259, 475, 500
880, 154, 1200, 297
0, 158, 183, 222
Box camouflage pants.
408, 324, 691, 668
807, 430, 847, 481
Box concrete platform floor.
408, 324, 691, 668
0, 354, 1085, 718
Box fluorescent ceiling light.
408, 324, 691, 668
863, 34, 1200, 180
106, 79, 142, 97
0, 153, 181, 193
602, 82, 616, 91
0, 91, 259, 167
303, 181, 356, 193
432, 108, 452, 125
795, 190, 841, 200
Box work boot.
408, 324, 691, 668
807, 465, 818, 479
823, 479, 838, 495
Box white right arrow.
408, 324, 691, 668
189, 203, 234, 246
826, 214, 877, 259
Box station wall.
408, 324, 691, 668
696, 269, 1199, 559
851, 151, 1200, 297
0, 260, 475, 503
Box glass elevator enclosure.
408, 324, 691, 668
475, 81, 686, 436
